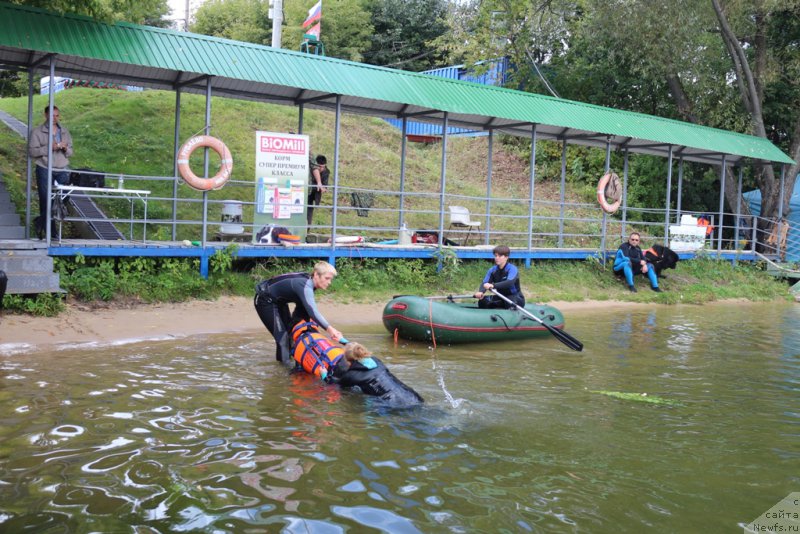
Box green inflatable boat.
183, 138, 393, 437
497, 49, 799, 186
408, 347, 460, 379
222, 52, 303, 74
382, 295, 566, 344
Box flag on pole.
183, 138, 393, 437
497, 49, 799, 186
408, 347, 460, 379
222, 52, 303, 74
302, 1, 322, 29
306, 22, 321, 39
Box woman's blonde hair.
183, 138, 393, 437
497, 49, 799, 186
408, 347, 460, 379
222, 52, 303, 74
313, 261, 337, 277
344, 342, 371, 361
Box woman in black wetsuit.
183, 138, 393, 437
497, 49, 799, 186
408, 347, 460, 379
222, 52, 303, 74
254, 261, 343, 364
331, 343, 424, 407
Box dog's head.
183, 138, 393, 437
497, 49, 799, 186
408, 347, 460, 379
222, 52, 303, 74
256, 225, 291, 244
256, 226, 274, 243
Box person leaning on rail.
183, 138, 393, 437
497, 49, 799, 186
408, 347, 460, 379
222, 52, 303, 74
28, 105, 73, 239
306, 154, 330, 225
254, 261, 343, 364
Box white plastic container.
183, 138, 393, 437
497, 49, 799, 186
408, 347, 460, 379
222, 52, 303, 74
680, 214, 698, 226
399, 223, 412, 245
669, 225, 706, 250
220, 200, 244, 234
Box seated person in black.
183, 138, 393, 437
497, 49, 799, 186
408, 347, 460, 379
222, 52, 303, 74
254, 261, 343, 364
473, 245, 525, 309
330, 342, 424, 407
614, 232, 661, 293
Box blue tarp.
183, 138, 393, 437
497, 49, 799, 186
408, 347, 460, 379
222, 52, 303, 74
384, 58, 510, 138
743, 176, 800, 261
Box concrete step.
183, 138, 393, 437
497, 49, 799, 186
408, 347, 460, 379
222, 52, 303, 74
0, 212, 21, 225
5, 272, 62, 294
0, 248, 62, 295
0, 250, 54, 272
0, 226, 25, 239
0, 190, 11, 202
0, 200, 14, 211
0, 239, 47, 250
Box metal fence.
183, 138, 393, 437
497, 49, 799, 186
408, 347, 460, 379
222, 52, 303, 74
47, 170, 793, 265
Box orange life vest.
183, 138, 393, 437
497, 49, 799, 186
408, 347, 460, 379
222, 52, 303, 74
697, 217, 714, 236
291, 321, 344, 380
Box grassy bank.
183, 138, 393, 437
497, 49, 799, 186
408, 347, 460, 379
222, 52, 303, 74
2, 253, 793, 316
1, 89, 665, 246
0, 89, 793, 315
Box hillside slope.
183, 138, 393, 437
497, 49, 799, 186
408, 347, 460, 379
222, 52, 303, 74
0, 88, 590, 241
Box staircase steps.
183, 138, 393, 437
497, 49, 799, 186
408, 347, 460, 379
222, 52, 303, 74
0, 249, 62, 294
67, 193, 124, 240
0, 177, 63, 295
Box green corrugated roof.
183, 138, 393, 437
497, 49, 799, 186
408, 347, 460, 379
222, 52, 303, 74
0, 2, 793, 165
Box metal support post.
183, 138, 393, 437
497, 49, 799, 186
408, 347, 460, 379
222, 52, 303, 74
436, 113, 449, 246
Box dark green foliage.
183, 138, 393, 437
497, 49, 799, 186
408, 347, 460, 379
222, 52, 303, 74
191, 0, 271, 45
2, 293, 64, 315
0, 71, 28, 98
9, 0, 171, 26
59, 258, 118, 301
363, 0, 448, 70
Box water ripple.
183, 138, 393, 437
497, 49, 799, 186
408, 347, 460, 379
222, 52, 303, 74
0, 304, 797, 532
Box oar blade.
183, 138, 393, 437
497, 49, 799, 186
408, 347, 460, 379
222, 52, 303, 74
489, 288, 584, 352
545, 323, 583, 352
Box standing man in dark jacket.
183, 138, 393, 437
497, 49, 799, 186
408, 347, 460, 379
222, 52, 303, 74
614, 232, 662, 292
254, 261, 343, 363
307, 154, 329, 225
29, 105, 73, 238
473, 245, 525, 309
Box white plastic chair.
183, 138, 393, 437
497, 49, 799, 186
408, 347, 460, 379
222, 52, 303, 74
448, 205, 481, 245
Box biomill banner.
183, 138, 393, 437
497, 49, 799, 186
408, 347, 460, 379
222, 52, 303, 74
253, 131, 309, 244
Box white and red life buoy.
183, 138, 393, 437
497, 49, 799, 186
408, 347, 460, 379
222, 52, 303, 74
177, 135, 233, 191
597, 172, 622, 214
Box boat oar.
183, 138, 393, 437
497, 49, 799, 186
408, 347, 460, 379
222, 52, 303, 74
488, 288, 584, 352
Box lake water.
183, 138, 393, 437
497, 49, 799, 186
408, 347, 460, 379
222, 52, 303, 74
1, 302, 798, 532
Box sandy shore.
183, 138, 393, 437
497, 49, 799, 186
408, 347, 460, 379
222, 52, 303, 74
0, 296, 650, 354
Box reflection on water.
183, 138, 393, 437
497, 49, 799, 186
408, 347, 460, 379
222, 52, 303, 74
1, 302, 798, 532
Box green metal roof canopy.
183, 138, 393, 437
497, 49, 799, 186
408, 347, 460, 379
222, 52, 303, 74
0, 2, 792, 166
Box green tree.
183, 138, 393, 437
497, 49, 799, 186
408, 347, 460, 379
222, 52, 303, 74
363, 0, 449, 70
285, 0, 373, 62
9, 0, 170, 25
709, 0, 800, 226
0, 71, 30, 98
439, 0, 800, 231
2, 0, 170, 97
571, 0, 800, 231
191, 0, 271, 44
435, 0, 576, 92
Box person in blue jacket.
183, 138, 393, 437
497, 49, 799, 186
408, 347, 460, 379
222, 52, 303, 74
473, 245, 525, 309
614, 232, 662, 293
254, 261, 343, 364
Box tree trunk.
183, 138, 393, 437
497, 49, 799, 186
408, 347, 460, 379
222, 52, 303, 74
710, 0, 799, 234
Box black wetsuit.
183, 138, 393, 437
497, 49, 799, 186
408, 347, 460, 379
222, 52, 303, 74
332, 357, 424, 407
478, 263, 525, 309
254, 272, 332, 363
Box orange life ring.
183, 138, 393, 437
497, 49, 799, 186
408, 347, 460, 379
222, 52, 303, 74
177, 135, 233, 191
597, 172, 622, 214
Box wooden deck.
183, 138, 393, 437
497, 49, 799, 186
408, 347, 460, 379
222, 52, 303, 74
38, 238, 761, 277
